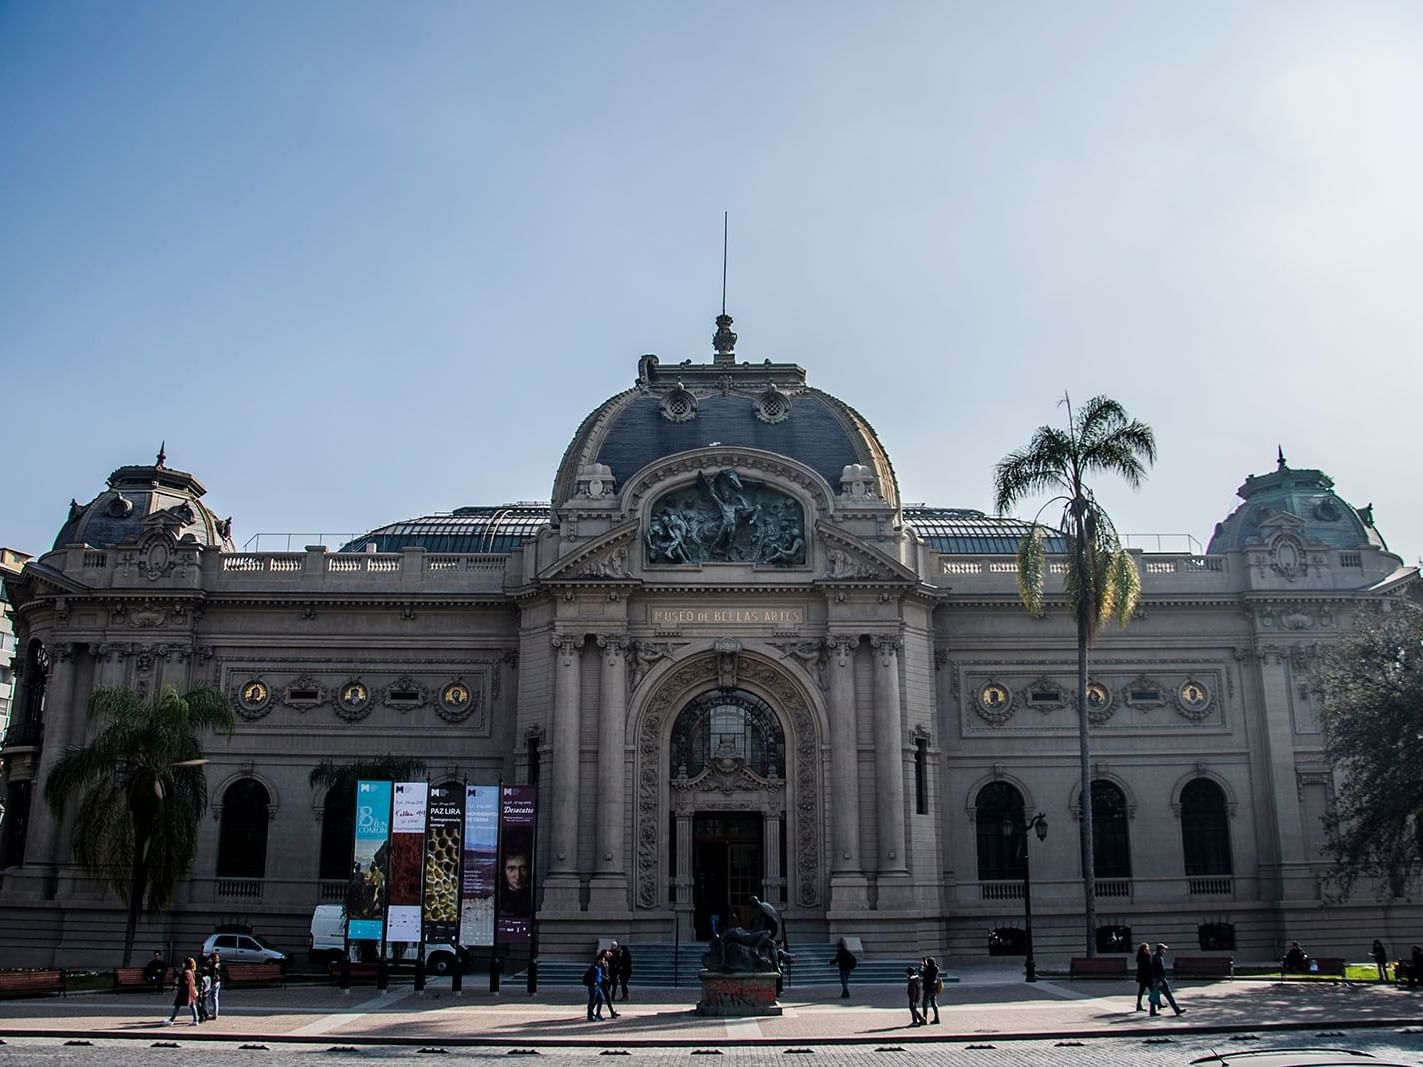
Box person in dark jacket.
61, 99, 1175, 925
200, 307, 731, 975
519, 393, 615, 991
920, 956, 941, 1024
1134, 943, 1153, 1011
831, 939, 856, 998
610, 941, 632, 1001
584, 954, 607, 1020
1149, 944, 1184, 1017
598, 950, 620, 1019
204, 952, 224, 1019
142, 951, 167, 993
905, 966, 924, 1026
1371, 939, 1388, 982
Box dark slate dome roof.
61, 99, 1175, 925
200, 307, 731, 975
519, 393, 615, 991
552, 338, 899, 519
340, 505, 550, 555
52, 456, 234, 551
1206, 454, 1386, 553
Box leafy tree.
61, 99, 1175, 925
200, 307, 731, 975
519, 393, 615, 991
1319, 604, 1423, 898
993, 394, 1156, 955
44, 685, 234, 966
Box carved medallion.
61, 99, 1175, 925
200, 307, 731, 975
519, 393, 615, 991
235, 679, 272, 720
336, 680, 372, 722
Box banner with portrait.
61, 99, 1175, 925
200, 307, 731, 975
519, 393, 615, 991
386, 781, 428, 945
347, 779, 392, 942
496, 785, 536, 945
459, 785, 498, 948
421, 781, 464, 947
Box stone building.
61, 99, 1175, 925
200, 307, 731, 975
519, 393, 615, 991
2, 320, 1419, 967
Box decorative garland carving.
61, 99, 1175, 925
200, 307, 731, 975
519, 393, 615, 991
634, 651, 821, 910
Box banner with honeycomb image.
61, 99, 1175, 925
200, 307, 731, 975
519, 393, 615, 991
422, 782, 465, 946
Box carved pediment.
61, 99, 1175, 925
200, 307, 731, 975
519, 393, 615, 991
539, 520, 642, 582
814, 521, 917, 583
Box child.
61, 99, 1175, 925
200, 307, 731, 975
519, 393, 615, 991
906, 966, 924, 1026
196, 969, 213, 1022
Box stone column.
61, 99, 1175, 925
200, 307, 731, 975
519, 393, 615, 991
763, 811, 784, 907
23, 644, 79, 896
544, 632, 584, 909
1252, 645, 1315, 900
674, 810, 694, 940
871, 635, 911, 907
827, 635, 868, 910
589, 634, 628, 911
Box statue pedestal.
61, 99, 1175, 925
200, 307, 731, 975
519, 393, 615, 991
695, 971, 783, 1016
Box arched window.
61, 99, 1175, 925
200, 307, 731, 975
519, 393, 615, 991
1091, 780, 1132, 879
216, 779, 270, 879
318, 788, 355, 882
670, 689, 785, 779
1180, 778, 1232, 876
975, 782, 1026, 881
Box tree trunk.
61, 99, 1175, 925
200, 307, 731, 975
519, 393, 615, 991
1077, 611, 1096, 957
122, 823, 151, 969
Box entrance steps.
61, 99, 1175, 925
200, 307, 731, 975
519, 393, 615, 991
535, 942, 936, 987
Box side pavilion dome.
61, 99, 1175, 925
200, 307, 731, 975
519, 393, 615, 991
550, 316, 899, 522
51, 448, 234, 551
1207, 451, 1387, 554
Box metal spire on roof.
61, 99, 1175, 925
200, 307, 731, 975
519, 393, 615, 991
1276, 445, 1286, 470
713, 212, 737, 366
156, 441, 167, 468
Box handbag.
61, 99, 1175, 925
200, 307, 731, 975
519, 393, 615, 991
1148, 983, 1162, 1009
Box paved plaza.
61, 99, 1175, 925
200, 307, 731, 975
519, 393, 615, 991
1, 970, 1420, 1064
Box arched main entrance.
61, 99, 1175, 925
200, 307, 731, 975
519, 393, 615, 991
669, 688, 787, 937
632, 645, 824, 936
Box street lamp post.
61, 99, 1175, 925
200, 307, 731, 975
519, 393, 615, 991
1002, 812, 1048, 982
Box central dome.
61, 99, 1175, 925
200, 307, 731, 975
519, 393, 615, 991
551, 324, 898, 521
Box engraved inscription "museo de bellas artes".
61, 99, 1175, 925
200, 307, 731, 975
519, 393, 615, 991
651, 606, 806, 627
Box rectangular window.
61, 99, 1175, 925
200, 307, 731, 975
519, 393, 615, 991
914, 739, 928, 815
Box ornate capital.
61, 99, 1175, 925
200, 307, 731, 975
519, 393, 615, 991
596, 633, 628, 662
870, 634, 902, 662
552, 633, 585, 656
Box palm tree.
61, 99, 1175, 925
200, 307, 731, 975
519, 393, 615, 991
308, 754, 428, 800
994, 394, 1156, 956
44, 685, 235, 966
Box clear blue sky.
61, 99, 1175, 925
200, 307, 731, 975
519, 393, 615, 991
3, 2, 1421, 563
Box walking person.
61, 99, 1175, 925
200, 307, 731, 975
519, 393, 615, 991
196, 968, 212, 1023
583, 953, 607, 1020
205, 952, 224, 1019
1371, 939, 1389, 982
831, 938, 857, 998
164, 958, 199, 1026
905, 966, 925, 1027
611, 941, 632, 1001
1134, 943, 1153, 1011
1149, 943, 1184, 1017
920, 956, 941, 1024
598, 950, 620, 1018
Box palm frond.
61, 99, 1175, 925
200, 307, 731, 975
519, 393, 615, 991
1014, 526, 1047, 617
308, 755, 428, 795
993, 428, 1075, 513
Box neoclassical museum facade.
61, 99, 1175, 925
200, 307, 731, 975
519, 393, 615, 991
2, 321, 1419, 966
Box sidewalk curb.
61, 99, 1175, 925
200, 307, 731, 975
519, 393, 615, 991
3, 1017, 1419, 1050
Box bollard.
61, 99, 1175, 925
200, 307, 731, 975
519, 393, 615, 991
339, 956, 351, 996
376, 957, 389, 994
490, 951, 502, 994
451, 962, 463, 996
527, 955, 537, 994
415, 953, 426, 994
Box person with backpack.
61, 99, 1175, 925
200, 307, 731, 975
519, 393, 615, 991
584, 952, 617, 1020
831, 938, 857, 998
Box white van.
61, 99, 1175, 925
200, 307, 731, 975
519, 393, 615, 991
308, 905, 463, 976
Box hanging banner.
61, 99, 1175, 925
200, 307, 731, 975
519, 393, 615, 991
422, 781, 465, 948
459, 785, 499, 948
347, 779, 392, 942
386, 781, 428, 945
496, 785, 536, 944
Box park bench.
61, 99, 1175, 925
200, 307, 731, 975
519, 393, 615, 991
1281, 955, 1347, 979
0, 969, 66, 999
1069, 956, 1128, 979
1172, 956, 1234, 979
223, 962, 285, 988
113, 966, 169, 993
